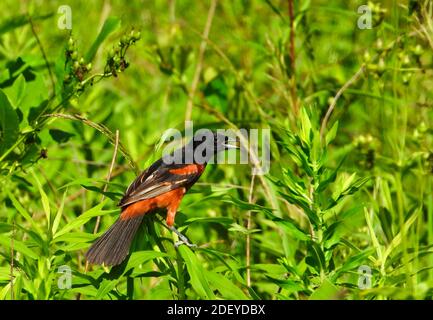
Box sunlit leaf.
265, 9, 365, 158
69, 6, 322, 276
178, 246, 215, 299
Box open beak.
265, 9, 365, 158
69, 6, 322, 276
222, 137, 240, 149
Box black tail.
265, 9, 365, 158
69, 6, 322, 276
86, 216, 144, 266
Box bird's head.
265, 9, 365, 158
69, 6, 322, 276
185, 131, 239, 163
192, 131, 238, 150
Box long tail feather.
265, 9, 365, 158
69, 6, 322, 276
86, 216, 144, 266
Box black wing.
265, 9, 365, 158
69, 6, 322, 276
118, 159, 204, 208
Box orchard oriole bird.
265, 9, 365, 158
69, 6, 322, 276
86, 132, 238, 266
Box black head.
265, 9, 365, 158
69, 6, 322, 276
183, 131, 239, 163
192, 131, 238, 151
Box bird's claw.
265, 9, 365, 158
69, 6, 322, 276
169, 226, 197, 248
174, 240, 197, 248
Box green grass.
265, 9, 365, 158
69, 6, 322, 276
1, 0, 433, 300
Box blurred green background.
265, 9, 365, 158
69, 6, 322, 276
1, 0, 433, 300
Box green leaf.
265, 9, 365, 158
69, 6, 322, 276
346, 176, 370, 194
325, 121, 339, 145
0, 223, 13, 234
0, 283, 11, 300
95, 279, 119, 299
299, 107, 312, 146
383, 208, 420, 261
0, 90, 19, 155
54, 45, 67, 98
85, 17, 121, 61
51, 232, 96, 244
267, 214, 310, 241
334, 249, 374, 277
0, 234, 38, 259
341, 172, 357, 194
278, 191, 320, 227
184, 216, 234, 226
31, 170, 51, 230
251, 263, 287, 275
79, 184, 122, 200
378, 207, 393, 243
316, 158, 344, 192
323, 221, 343, 249
3, 74, 26, 109
225, 196, 273, 214
309, 278, 340, 300
178, 246, 215, 299
49, 129, 74, 143
6, 190, 43, 234
0, 13, 53, 36
331, 174, 370, 205
52, 190, 67, 235
228, 222, 260, 235
204, 76, 228, 113
279, 137, 314, 177
123, 251, 169, 275
266, 276, 304, 292
54, 199, 113, 238
28, 99, 49, 125
58, 177, 117, 189
206, 270, 248, 299
0, 267, 11, 281
306, 241, 326, 273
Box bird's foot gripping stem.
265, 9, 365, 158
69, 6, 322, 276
169, 226, 197, 248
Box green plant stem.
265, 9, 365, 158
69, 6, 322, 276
176, 250, 186, 299
287, 0, 298, 115
28, 14, 55, 92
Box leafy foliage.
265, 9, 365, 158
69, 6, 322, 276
1, 0, 433, 300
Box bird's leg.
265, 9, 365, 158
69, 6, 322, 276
169, 225, 197, 248
156, 212, 196, 248
165, 202, 196, 248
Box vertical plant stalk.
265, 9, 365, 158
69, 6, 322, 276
85, 130, 119, 275
319, 64, 365, 140
93, 129, 120, 234
176, 250, 186, 299
288, 0, 298, 115
169, 0, 176, 23
127, 277, 134, 299
10, 220, 15, 300
184, 0, 217, 122
246, 174, 256, 287
28, 14, 55, 92
308, 179, 315, 240
395, 172, 411, 287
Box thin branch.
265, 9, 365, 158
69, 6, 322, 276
414, 13, 433, 51
85, 130, 119, 275
288, 0, 298, 115
38, 166, 58, 200
169, 0, 176, 23
10, 220, 15, 300
93, 129, 120, 234
184, 0, 217, 122
43, 113, 139, 174
28, 14, 55, 92
246, 174, 255, 288
48, 157, 123, 167
195, 182, 249, 190
320, 64, 365, 139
